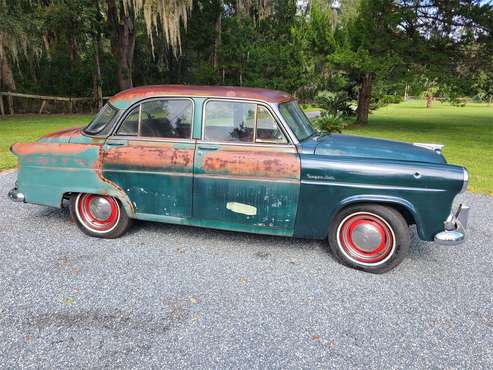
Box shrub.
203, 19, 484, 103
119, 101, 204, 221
315, 91, 354, 117
311, 111, 349, 133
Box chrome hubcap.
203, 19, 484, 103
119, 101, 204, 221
88, 196, 112, 221
351, 223, 383, 252
337, 212, 396, 266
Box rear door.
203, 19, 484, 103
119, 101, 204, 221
102, 98, 195, 218
192, 99, 301, 236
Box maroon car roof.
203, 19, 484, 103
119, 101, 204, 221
109, 85, 294, 109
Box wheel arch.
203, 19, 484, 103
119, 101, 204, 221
328, 195, 423, 238
61, 188, 134, 217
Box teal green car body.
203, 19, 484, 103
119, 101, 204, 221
9, 85, 468, 244
296, 134, 464, 240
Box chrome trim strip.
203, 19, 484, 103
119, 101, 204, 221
194, 173, 299, 184
103, 169, 193, 177
102, 169, 298, 183
194, 140, 295, 150
110, 136, 195, 144
301, 180, 445, 192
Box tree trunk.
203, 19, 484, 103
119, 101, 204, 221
93, 34, 103, 109
213, 1, 223, 70
0, 57, 16, 115
356, 73, 372, 124
426, 94, 433, 108
0, 57, 17, 91
107, 0, 136, 91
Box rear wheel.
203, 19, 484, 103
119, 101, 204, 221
328, 204, 410, 273
70, 193, 131, 238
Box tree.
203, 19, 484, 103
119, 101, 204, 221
104, 0, 193, 90
0, 0, 43, 92
300, 0, 493, 123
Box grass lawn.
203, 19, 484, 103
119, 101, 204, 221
345, 100, 493, 194
0, 114, 92, 170
0, 100, 491, 194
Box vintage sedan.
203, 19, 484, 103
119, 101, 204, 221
8, 85, 469, 273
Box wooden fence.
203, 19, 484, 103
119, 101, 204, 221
0, 91, 109, 116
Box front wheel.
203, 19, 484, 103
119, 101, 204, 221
328, 204, 410, 273
69, 193, 131, 238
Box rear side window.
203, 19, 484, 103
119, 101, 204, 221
117, 99, 193, 139
118, 106, 139, 136
203, 100, 287, 144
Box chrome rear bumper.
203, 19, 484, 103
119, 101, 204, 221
8, 187, 25, 202
434, 204, 470, 245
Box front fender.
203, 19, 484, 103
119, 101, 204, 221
294, 154, 464, 241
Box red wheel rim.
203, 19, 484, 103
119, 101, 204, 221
76, 194, 120, 233
337, 212, 395, 265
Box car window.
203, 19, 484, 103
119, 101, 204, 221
117, 99, 193, 138
255, 106, 287, 144
278, 100, 315, 141
140, 99, 193, 138
117, 106, 140, 136
204, 101, 255, 142
84, 103, 119, 135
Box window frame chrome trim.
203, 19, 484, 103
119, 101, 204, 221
193, 140, 297, 149
201, 98, 293, 146
110, 96, 195, 140
110, 136, 195, 144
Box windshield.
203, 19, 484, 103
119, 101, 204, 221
84, 103, 119, 135
278, 101, 315, 141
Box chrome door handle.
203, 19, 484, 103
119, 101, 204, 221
106, 139, 128, 146
198, 144, 219, 151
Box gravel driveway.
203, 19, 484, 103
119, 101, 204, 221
0, 171, 492, 369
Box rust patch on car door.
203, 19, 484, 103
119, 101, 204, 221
201, 146, 300, 180
102, 140, 195, 217
193, 143, 301, 234
103, 143, 194, 171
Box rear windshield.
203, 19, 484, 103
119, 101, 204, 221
84, 104, 119, 135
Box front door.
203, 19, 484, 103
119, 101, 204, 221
102, 98, 195, 219
192, 99, 301, 236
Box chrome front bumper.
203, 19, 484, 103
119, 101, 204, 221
8, 187, 25, 202
434, 204, 470, 245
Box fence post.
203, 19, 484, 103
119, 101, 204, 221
0, 95, 4, 116
39, 100, 47, 114
7, 93, 14, 115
